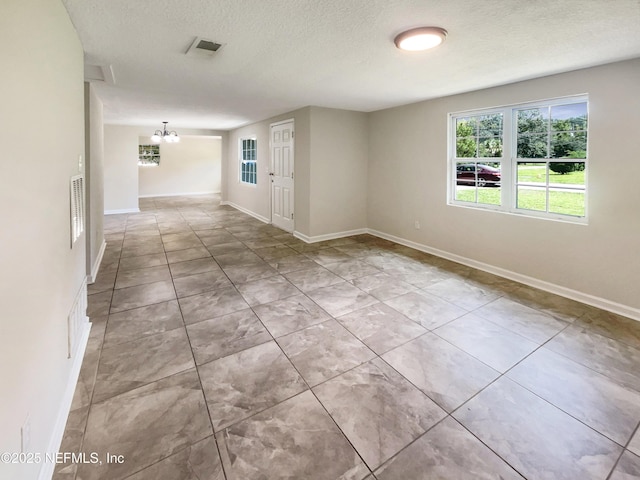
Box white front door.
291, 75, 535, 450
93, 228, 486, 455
270, 120, 294, 232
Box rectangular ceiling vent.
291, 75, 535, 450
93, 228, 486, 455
186, 37, 222, 57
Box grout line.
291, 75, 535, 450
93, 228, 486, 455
605, 419, 640, 480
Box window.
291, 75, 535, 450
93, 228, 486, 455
515, 102, 587, 217
138, 144, 160, 166
449, 96, 588, 222
240, 137, 257, 185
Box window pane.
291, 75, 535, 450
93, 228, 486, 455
456, 162, 476, 186
549, 190, 585, 216
517, 162, 547, 184
477, 187, 501, 206
456, 117, 477, 158
551, 103, 587, 131
455, 186, 501, 205
478, 114, 502, 137
548, 161, 585, 185
517, 108, 548, 134
457, 117, 478, 132
455, 184, 476, 203
478, 137, 503, 158
455, 161, 501, 205
517, 186, 547, 212
517, 133, 548, 158
455, 161, 477, 202
456, 137, 476, 157
550, 132, 587, 159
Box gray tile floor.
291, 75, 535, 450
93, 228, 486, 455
54, 194, 640, 480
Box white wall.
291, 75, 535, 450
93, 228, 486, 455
368, 59, 640, 313
85, 83, 105, 280
0, 1, 87, 478
138, 135, 222, 197
104, 125, 140, 213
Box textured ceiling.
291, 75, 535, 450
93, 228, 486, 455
62, 0, 640, 130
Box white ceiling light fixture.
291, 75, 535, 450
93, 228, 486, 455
151, 122, 180, 143
394, 26, 447, 51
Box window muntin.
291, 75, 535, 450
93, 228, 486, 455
450, 96, 587, 222
455, 113, 503, 158
453, 113, 503, 207
240, 138, 257, 185
516, 103, 587, 159
515, 101, 587, 217
138, 144, 160, 166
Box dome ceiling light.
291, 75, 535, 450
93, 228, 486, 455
394, 27, 447, 51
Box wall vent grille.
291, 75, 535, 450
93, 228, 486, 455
70, 175, 84, 247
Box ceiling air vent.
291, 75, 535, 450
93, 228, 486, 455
186, 37, 222, 57
84, 64, 115, 84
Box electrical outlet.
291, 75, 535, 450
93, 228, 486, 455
21, 414, 31, 453
414, 220, 421, 229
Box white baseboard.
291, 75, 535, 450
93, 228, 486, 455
87, 239, 106, 284
220, 201, 270, 224
138, 191, 220, 198
294, 228, 368, 244
171, 197, 640, 321
38, 320, 91, 480
368, 228, 640, 322
104, 208, 140, 215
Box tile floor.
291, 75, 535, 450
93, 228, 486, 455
54, 194, 640, 480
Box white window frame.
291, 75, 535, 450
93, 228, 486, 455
239, 136, 257, 186
448, 95, 588, 224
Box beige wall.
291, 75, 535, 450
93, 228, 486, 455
224, 106, 368, 238
104, 126, 222, 212
221, 60, 639, 315
138, 135, 222, 197
225, 108, 312, 228
309, 107, 368, 237
85, 83, 105, 280
104, 125, 140, 213
225, 121, 271, 220
0, 1, 86, 478
368, 59, 640, 311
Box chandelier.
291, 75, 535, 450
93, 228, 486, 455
151, 122, 180, 143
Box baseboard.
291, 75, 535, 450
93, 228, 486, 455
220, 201, 270, 224
138, 191, 219, 198
104, 208, 140, 215
367, 228, 640, 322
151, 194, 640, 321
38, 320, 91, 480
87, 239, 106, 284
294, 228, 368, 244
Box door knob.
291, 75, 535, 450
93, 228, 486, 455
269, 172, 274, 176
